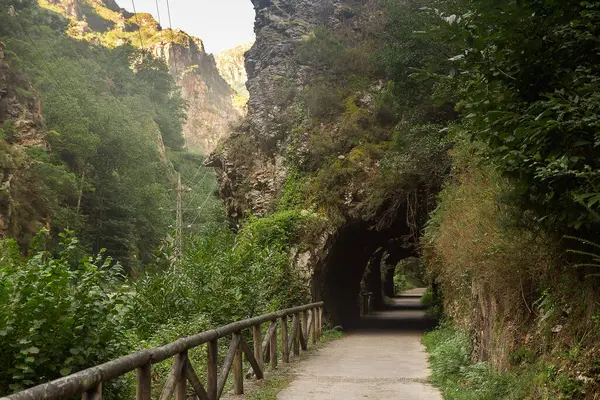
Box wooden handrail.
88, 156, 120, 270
1, 302, 324, 400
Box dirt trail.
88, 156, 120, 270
277, 288, 442, 400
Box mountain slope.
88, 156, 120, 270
39, 0, 240, 154
0, 1, 187, 265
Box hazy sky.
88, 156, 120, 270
121, 0, 256, 54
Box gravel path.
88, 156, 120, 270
277, 289, 442, 400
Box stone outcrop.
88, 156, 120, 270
209, 0, 348, 219
208, 0, 378, 324
209, 0, 438, 326
0, 41, 48, 238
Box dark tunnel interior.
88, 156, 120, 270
315, 216, 420, 329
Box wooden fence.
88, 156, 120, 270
360, 292, 372, 316
1, 302, 324, 400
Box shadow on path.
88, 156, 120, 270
350, 288, 438, 332
277, 288, 443, 399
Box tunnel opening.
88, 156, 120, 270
315, 214, 421, 329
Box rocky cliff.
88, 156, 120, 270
215, 41, 253, 113
0, 41, 50, 242
208, 0, 447, 325
150, 31, 239, 153
210, 0, 390, 219
40, 0, 239, 154
209, 0, 340, 219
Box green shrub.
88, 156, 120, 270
0, 231, 133, 395
303, 82, 344, 119
393, 257, 423, 293
423, 324, 534, 400
424, 323, 471, 379
133, 214, 313, 338
420, 289, 434, 307
297, 26, 346, 73
1, 121, 15, 141
434, 0, 600, 233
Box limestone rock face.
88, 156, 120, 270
210, 0, 345, 219
0, 42, 48, 238
150, 33, 239, 154
209, 0, 417, 325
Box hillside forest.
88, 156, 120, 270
1, 0, 600, 399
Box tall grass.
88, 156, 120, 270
422, 137, 556, 366
424, 324, 533, 400
422, 137, 599, 398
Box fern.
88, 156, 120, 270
565, 236, 600, 276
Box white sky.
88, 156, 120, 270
120, 0, 256, 53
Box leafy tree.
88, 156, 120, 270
433, 0, 600, 232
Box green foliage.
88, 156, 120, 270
278, 167, 306, 211
321, 326, 344, 342
423, 323, 590, 399
133, 54, 187, 150
420, 289, 434, 307
245, 374, 294, 400
424, 324, 531, 400
0, 231, 132, 395
565, 236, 600, 272
364, 123, 450, 227
297, 26, 347, 73
431, 0, 600, 232
0, 1, 186, 265
376, 0, 456, 116
0, 219, 311, 396
1, 121, 15, 141
295, 1, 456, 227
133, 211, 313, 337
302, 81, 344, 119
420, 288, 442, 320
393, 257, 423, 293
167, 149, 225, 231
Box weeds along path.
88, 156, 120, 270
277, 289, 441, 400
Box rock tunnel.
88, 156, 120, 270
313, 211, 420, 328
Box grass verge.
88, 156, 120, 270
423, 323, 588, 400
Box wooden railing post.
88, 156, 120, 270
175, 351, 187, 400
81, 383, 102, 400
293, 314, 300, 356
185, 361, 210, 400
311, 309, 317, 345
270, 321, 278, 369
159, 351, 186, 400
281, 316, 289, 363
301, 310, 308, 350
253, 324, 264, 376
136, 362, 151, 400
207, 339, 218, 400
319, 307, 323, 340
217, 334, 241, 399
233, 332, 244, 395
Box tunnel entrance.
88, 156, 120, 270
315, 216, 421, 328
